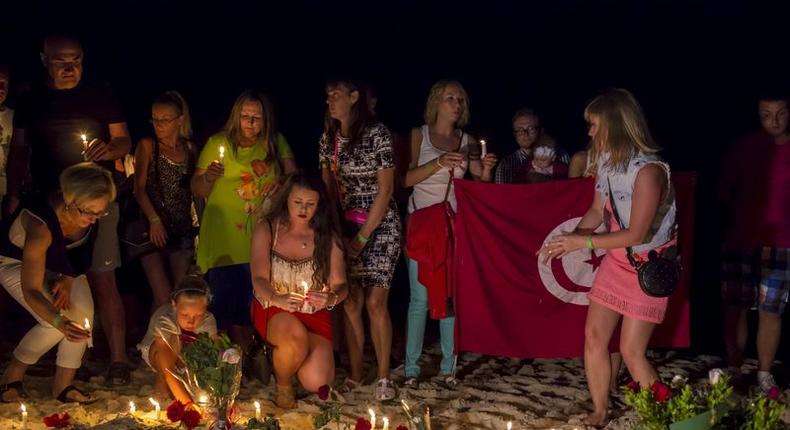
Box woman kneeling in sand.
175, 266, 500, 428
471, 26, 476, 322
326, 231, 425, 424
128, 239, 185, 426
250, 172, 347, 409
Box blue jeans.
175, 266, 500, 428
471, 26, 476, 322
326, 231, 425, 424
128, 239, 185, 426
405, 258, 456, 378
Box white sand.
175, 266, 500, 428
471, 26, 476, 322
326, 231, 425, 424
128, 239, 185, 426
0, 347, 787, 429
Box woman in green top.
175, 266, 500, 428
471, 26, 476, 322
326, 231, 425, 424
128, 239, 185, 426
191, 90, 296, 348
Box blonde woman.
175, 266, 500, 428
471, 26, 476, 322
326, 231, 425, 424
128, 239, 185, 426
403, 80, 496, 387
537, 89, 677, 427
0, 162, 115, 404
134, 91, 197, 308
191, 90, 296, 348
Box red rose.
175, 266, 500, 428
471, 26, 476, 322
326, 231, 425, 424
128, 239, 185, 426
355, 417, 372, 430
167, 400, 186, 422
767, 386, 781, 401
318, 385, 330, 401
651, 380, 672, 403
396, 426, 409, 430
625, 380, 640, 393
42, 412, 71, 428
251, 160, 269, 177
181, 409, 202, 429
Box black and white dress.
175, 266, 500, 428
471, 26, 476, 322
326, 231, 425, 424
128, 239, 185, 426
319, 122, 401, 289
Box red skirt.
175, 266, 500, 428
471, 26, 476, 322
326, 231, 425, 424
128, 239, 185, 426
251, 302, 333, 342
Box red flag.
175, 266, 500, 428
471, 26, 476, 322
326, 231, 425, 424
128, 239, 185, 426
453, 174, 694, 358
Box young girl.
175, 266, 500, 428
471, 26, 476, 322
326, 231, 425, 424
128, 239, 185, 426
137, 275, 217, 403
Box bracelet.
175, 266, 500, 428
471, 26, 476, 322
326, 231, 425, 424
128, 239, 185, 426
355, 232, 370, 245
585, 236, 594, 249
436, 157, 445, 169
326, 291, 338, 311
149, 215, 161, 223
52, 312, 63, 329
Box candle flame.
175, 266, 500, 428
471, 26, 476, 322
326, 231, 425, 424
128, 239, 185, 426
507, 422, 512, 430
218, 145, 225, 158
129, 401, 136, 413
368, 408, 376, 425
480, 139, 487, 145
81, 134, 87, 142
20, 404, 26, 413
148, 397, 159, 407
199, 395, 208, 404
382, 416, 389, 430
301, 280, 310, 295
254, 400, 261, 410
84, 318, 91, 331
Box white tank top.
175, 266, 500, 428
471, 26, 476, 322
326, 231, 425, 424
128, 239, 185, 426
408, 125, 469, 213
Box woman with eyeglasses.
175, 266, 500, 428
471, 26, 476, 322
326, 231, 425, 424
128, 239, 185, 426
494, 108, 568, 183
133, 91, 197, 308
0, 162, 115, 404
191, 90, 297, 351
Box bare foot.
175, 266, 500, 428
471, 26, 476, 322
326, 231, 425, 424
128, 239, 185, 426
583, 411, 609, 428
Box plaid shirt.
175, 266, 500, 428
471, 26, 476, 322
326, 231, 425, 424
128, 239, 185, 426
495, 148, 531, 184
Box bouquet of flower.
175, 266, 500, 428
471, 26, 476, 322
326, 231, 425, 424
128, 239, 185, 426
740, 386, 785, 430
622, 369, 734, 430
179, 332, 243, 430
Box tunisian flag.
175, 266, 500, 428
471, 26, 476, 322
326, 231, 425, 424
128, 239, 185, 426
453, 174, 695, 358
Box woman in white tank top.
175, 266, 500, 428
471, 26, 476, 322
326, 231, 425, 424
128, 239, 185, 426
402, 80, 497, 386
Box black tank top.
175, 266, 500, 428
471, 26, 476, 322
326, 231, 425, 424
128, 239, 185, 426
0, 196, 97, 276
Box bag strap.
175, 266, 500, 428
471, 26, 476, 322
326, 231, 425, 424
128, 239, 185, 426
606, 177, 640, 268
410, 130, 464, 211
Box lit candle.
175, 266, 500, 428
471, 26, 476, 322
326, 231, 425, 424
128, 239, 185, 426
254, 400, 261, 420
81, 133, 89, 149
368, 408, 376, 429
480, 139, 488, 159
149, 397, 160, 420
198, 394, 209, 408
424, 406, 432, 430
300, 280, 310, 297
129, 401, 136, 414
218, 145, 225, 163
507, 422, 513, 430
20, 403, 27, 429
382, 416, 389, 430
84, 318, 91, 331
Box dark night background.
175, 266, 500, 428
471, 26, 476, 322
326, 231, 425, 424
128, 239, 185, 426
1, 0, 789, 360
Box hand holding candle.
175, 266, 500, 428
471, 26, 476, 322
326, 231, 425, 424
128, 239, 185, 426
480, 139, 488, 159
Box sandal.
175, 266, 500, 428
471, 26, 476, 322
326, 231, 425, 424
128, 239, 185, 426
0, 381, 28, 403
374, 378, 397, 401
57, 384, 97, 404
275, 383, 296, 409
106, 362, 131, 387
336, 377, 361, 394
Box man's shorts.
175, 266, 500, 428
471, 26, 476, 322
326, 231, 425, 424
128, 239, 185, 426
721, 247, 790, 314
90, 201, 121, 272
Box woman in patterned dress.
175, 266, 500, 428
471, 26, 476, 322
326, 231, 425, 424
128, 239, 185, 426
319, 79, 401, 400
133, 91, 197, 308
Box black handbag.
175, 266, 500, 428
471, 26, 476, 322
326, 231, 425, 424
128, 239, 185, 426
119, 200, 157, 262
607, 178, 680, 298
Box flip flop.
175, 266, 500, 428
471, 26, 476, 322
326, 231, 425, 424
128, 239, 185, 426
57, 384, 98, 404
0, 381, 28, 403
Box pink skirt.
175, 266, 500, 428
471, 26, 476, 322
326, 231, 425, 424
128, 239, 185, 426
587, 202, 674, 324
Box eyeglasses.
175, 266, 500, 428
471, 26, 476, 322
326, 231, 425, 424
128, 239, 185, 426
513, 126, 540, 135
149, 116, 179, 125
70, 204, 110, 219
